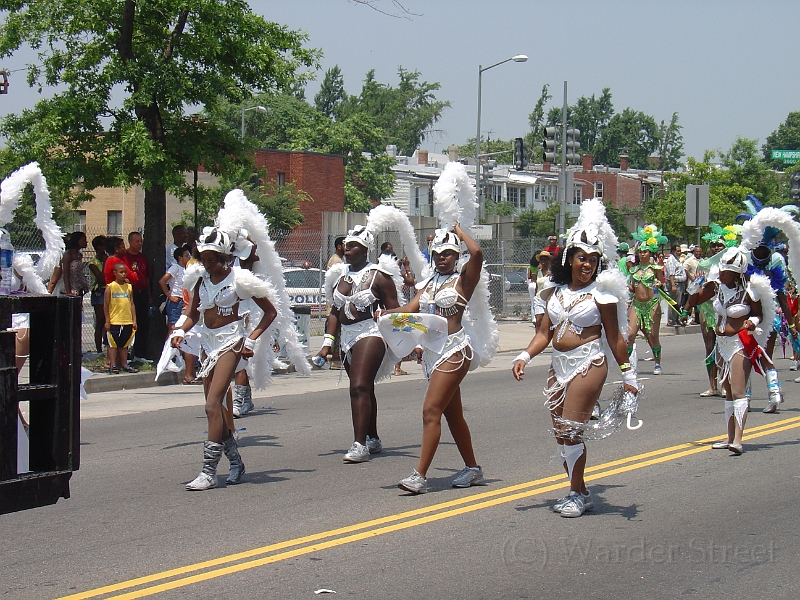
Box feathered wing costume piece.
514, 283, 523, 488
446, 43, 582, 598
740, 207, 800, 281
431, 162, 498, 368
0, 162, 65, 294
702, 223, 741, 248
748, 272, 777, 349
365, 204, 429, 281
214, 189, 311, 386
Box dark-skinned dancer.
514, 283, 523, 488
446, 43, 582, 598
316, 225, 400, 463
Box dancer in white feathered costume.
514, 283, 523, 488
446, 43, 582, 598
511, 198, 639, 518
0, 162, 67, 457
172, 227, 278, 491
391, 162, 500, 495
316, 223, 402, 464
684, 246, 774, 455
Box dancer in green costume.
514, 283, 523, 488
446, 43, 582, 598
627, 225, 667, 374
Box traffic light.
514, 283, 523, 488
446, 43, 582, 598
543, 127, 558, 163
790, 171, 800, 201
565, 128, 581, 164
514, 137, 527, 171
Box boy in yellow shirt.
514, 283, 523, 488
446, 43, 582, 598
104, 262, 138, 374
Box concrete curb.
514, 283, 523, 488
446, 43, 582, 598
82, 320, 700, 393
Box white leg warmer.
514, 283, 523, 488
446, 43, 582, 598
765, 369, 782, 404
733, 397, 749, 429
556, 442, 566, 465
724, 400, 734, 425
563, 443, 585, 483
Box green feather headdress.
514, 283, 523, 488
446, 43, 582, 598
631, 224, 668, 253
701, 223, 741, 248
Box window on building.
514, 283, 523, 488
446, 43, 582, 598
415, 186, 420, 209
487, 184, 503, 203
594, 181, 604, 198
277, 172, 286, 187
573, 187, 582, 205
507, 186, 527, 209
69, 210, 86, 232
107, 210, 122, 235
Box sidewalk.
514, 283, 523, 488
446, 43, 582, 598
83, 319, 698, 395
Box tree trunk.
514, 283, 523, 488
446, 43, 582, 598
143, 183, 168, 360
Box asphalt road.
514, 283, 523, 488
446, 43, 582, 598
2, 332, 800, 600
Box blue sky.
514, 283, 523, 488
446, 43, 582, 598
1, 0, 797, 163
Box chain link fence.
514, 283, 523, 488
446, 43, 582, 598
5, 224, 548, 353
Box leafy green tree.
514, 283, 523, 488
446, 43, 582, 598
646, 151, 749, 241
762, 112, 800, 170
458, 137, 515, 165
570, 88, 614, 154
655, 112, 684, 172
514, 204, 573, 238
294, 113, 396, 212
485, 200, 515, 217
604, 201, 632, 242
341, 67, 450, 155
592, 108, 660, 169
721, 137, 781, 205
314, 65, 348, 120
525, 84, 552, 163
181, 167, 308, 232
0, 0, 318, 292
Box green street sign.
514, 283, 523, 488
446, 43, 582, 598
771, 149, 800, 164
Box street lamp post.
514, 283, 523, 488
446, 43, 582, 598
241, 105, 268, 139
475, 54, 527, 219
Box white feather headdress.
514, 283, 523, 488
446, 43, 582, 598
563, 198, 619, 267
740, 207, 800, 280
432, 162, 478, 230
0, 162, 65, 294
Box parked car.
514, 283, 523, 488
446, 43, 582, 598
283, 267, 326, 313
505, 270, 529, 293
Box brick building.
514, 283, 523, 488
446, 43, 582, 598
253, 149, 345, 232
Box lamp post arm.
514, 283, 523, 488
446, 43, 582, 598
480, 57, 513, 73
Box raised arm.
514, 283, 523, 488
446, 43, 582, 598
454, 223, 483, 301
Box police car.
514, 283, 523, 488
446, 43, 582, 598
283, 267, 325, 313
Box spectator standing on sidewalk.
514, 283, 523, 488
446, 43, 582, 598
60, 231, 90, 297
122, 231, 152, 358
88, 235, 108, 353
104, 262, 138, 374
166, 225, 189, 270
159, 245, 190, 334
327, 236, 345, 269
664, 244, 687, 325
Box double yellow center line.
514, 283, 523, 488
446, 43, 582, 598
61, 415, 800, 600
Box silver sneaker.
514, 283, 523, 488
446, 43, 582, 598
343, 441, 370, 463
553, 490, 594, 513
398, 470, 428, 494
653, 363, 662, 375
452, 466, 485, 488
366, 435, 383, 454
559, 492, 586, 518
791, 360, 799, 371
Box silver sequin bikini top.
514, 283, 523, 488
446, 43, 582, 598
418, 273, 468, 317
198, 269, 240, 317
332, 264, 381, 319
